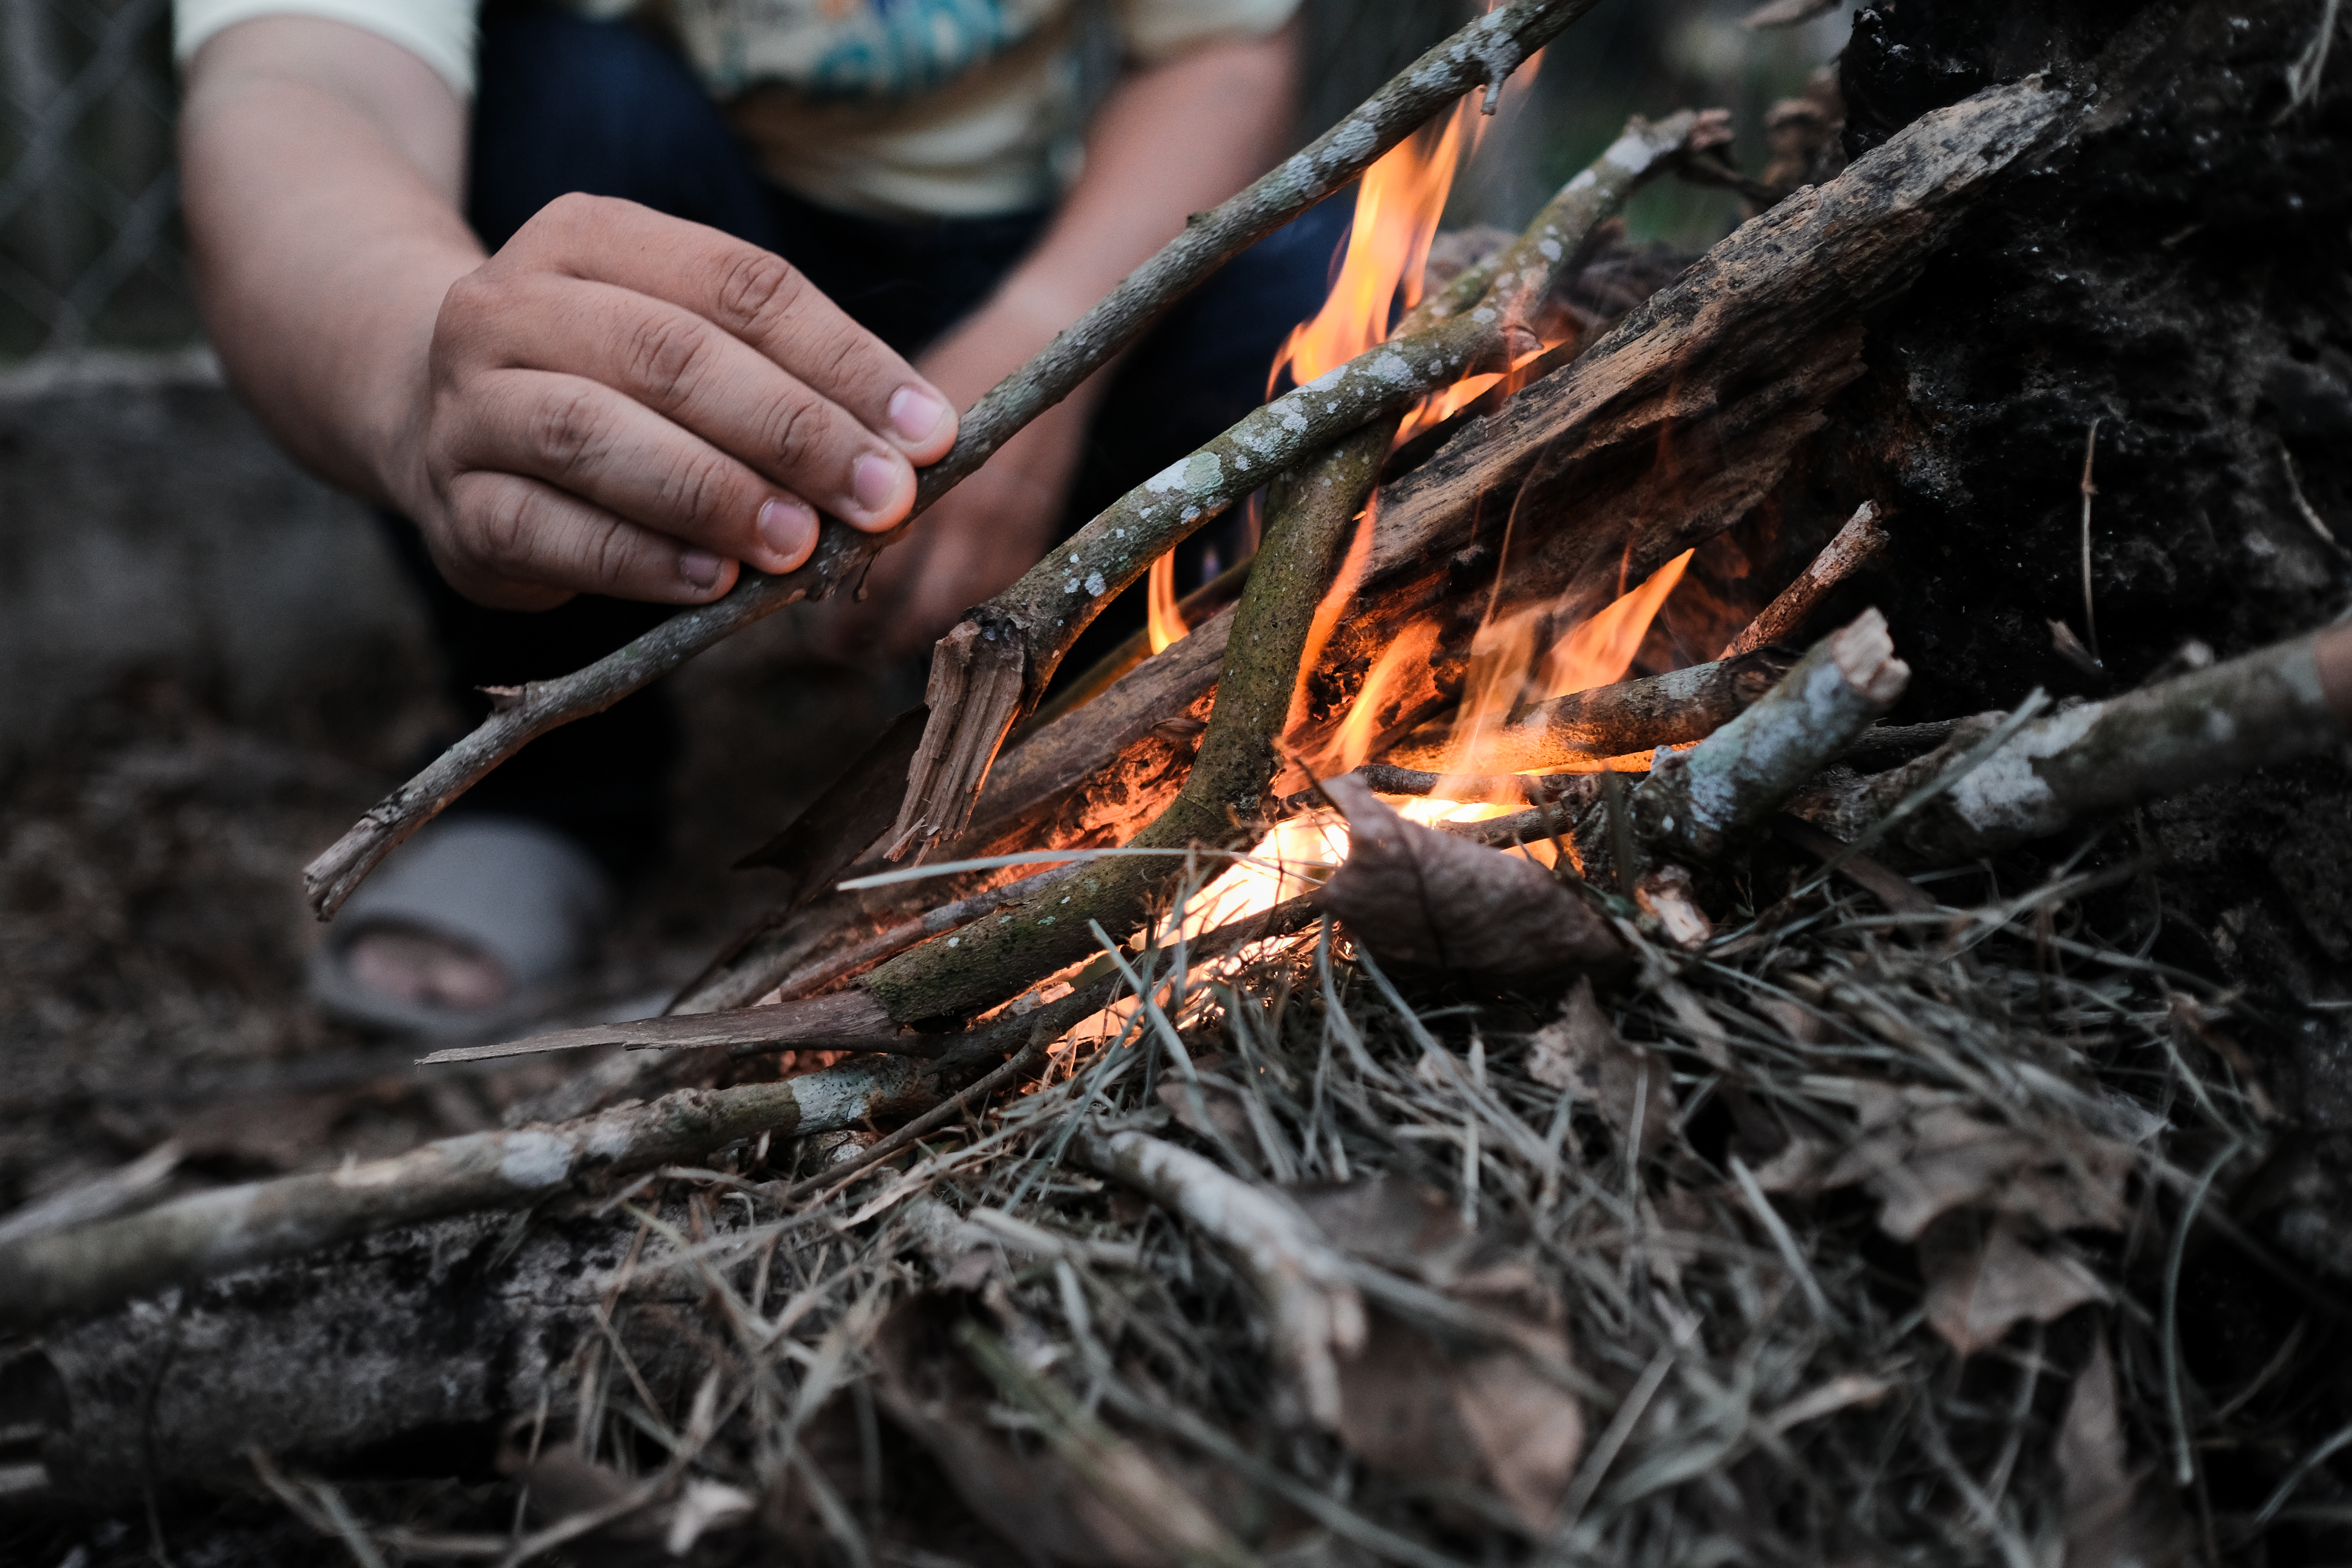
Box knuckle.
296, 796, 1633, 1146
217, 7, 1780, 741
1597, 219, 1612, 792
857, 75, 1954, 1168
526, 388, 608, 471
715, 250, 802, 334
626, 316, 710, 405
761, 397, 822, 467
661, 453, 734, 527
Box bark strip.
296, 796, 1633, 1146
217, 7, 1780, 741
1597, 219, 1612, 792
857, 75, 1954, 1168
298, 0, 1597, 919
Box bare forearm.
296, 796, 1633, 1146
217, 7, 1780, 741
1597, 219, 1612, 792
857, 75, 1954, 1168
180, 23, 479, 508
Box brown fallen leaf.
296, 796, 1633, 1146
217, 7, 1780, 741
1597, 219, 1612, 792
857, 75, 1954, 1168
1290, 1174, 1584, 1532
1527, 978, 1678, 1163
1316, 774, 1628, 984
1820, 1083, 2132, 1241
871, 1296, 1247, 1568
2056, 1334, 2192, 1568
1918, 1211, 2110, 1356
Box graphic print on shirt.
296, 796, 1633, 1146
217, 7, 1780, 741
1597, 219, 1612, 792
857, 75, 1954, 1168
678, 0, 1069, 99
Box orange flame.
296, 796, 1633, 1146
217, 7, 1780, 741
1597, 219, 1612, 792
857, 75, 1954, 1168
1146, 553, 1188, 654
1328, 618, 1441, 773
1533, 548, 1694, 701
1272, 103, 1471, 389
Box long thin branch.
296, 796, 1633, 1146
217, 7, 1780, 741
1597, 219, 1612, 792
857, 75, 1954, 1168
888, 110, 1718, 853
1813, 619, 2352, 863
300, 0, 1599, 920
0, 1047, 950, 1329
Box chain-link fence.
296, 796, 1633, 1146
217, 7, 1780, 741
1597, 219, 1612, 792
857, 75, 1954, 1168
1, 0, 191, 359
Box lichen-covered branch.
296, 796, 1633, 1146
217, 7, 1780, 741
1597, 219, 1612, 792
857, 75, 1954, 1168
888, 110, 1716, 852
299, 0, 1599, 918
1633, 609, 1910, 860
0, 1048, 950, 1330
1811, 620, 2352, 864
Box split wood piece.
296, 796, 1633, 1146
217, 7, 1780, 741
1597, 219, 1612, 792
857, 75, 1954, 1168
419, 988, 917, 1067
1811, 619, 2352, 865
1381, 648, 1795, 774
1069, 1127, 1365, 1430
731, 705, 929, 886
866, 426, 1392, 1026
1633, 609, 1910, 861
889, 111, 1718, 854
1721, 501, 1888, 659
1279, 78, 2071, 779
297, 0, 1595, 920
0, 1038, 988, 1330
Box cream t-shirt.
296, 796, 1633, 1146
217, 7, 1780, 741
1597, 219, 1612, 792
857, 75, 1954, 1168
175, 0, 1298, 219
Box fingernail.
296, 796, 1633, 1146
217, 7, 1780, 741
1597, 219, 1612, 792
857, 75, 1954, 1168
852, 452, 902, 515
887, 385, 950, 443
758, 496, 818, 563
680, 550, 723, 590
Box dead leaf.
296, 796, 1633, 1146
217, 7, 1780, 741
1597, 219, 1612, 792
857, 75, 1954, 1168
1316, 774, 1627, 984
871, 1296, 1243, 1568
1918, 1211, 2110, 1356
1292, 1174, 1584, 1532
1820, 1083, 2131, 1241
2056, 1335, 2192, 1568
1527, 978, 1677, 1163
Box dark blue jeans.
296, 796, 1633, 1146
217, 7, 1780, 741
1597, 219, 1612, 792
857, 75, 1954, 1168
394, 5, 1348, 878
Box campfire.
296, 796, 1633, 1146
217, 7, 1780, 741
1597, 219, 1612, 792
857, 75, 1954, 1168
7, 1, 2352, 1562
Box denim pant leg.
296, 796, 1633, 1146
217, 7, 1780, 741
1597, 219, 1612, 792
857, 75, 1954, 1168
386, 7, 788, 882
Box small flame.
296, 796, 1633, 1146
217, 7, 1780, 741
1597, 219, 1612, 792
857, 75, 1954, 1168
1327, 619, 1441, 774
1147, 553, 1189, 654
1532, 548, 1694, 702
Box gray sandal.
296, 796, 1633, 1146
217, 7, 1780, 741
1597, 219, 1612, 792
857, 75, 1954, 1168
308, 815, 615, 1041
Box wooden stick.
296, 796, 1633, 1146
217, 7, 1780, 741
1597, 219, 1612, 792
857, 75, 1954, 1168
1720, 501, 1889, 658
1633, 608, 1910, 860
1817, 620, 2352, 864
298, 0, 1599, 920
0, 1045, 946, 1330
888, 111, 1715, 855
1069, 1127, 1365, 1430
1380, 647, 1795, 773
867, 424, 1392, 1025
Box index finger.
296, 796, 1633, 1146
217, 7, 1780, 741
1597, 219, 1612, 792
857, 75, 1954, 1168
519, 194, 959, 466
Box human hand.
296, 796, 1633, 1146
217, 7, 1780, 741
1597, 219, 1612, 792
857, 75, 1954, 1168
395, 194, 958, 611
805, 296, 1097, 659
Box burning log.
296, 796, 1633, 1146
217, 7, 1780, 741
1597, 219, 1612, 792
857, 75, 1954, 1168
1631, 609, 1909, 862
890, 110, 1720, 853
1810, 619, 2352, 866
298, 0, 1594, 918
1280, 77, 2069, 775
1381, 648, 1794, 773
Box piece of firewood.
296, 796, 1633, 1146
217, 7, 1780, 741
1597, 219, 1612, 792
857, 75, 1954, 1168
1380, 648, 1794, 773
1633, 609, 1910, 860
889, 111, 1718, 853
1809, 620, 2352, 864
298, 0, 1596, 918
1720, 501, 1889, 658
1281, 78, 2071, 777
